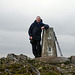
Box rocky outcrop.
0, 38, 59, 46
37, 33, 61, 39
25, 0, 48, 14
0, 54, 75, 75
33, 56, 70, 63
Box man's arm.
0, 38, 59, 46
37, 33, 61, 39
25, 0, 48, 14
28, 23, 34, 39
41, 24, 49, 29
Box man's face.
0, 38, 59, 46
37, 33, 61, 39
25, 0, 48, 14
36, 17, 41, 23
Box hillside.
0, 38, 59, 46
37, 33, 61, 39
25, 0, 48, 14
0, 54, 75, 75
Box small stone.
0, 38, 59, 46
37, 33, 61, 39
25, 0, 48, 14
38, 67, 42, 70
5, 69, 9, 72
61, 64, 65, 67
0, 72, 2, 74
57, 67, 60, 70
70, 66, 73, 68
65, 65, 69, 69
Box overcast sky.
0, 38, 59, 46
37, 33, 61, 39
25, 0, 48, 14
0, 0, 75, 58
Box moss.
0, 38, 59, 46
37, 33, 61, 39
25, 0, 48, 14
0, 54, 74, 75
27, 59, 35, 63
42, 66, 47, 70
13, 74, 24, 75
64, 61, 70, 65
41, 71, 60, 75
0, 67, 5, 71
47, 71, 60, 75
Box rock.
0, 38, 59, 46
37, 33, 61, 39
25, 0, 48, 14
5, 69, 12, 75
0, 53, 75, 75
70, 56, 75, 64
7, 53, 31, 62
17, 54, 29, 60
7, 53, 16, 60
61, 64, 65, 67
65, 65, 69, 69
0, 72, 2, 75
5, 69, 9, 72
38, 67, 42, 70
70, 65, 73, 68
33, 57, 70, 63
67, 73, 74, 75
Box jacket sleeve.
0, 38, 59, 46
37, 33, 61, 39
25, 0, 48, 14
28, 23, 34, 37
43, 24, 49, 29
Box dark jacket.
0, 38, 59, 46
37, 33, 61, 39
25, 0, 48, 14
28, 20, 49, 41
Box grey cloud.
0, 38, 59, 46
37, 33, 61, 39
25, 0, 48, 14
0, 0, 75, 58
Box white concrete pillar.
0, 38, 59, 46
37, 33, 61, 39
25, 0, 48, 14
41, 28, 57, 57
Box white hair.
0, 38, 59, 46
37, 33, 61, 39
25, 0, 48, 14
36, 16, 41, 19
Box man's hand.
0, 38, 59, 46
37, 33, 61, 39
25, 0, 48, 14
41, 26, 44, 29
30, 36, 32, 40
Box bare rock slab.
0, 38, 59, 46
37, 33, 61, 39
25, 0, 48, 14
33, 57, 70, 63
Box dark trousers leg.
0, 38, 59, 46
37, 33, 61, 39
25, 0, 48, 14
36, 41, 41, 57
32, 43, 37, 57
32, 41, 42, 57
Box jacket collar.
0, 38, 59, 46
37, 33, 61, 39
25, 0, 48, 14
34, 19, 43, 24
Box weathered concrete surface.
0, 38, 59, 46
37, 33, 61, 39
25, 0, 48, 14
33, 57, 70, 63
42, 27, 57, 57
37, 27, 68, 63
71, 56, 75, 64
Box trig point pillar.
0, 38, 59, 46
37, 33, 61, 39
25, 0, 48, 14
41, 27, 57, 57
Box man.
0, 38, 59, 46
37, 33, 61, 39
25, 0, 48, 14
28, 16, 49, 58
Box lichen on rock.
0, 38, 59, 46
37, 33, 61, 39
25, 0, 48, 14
0, 54, 75, 75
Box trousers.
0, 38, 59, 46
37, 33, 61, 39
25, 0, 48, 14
31, 40, 41, 57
